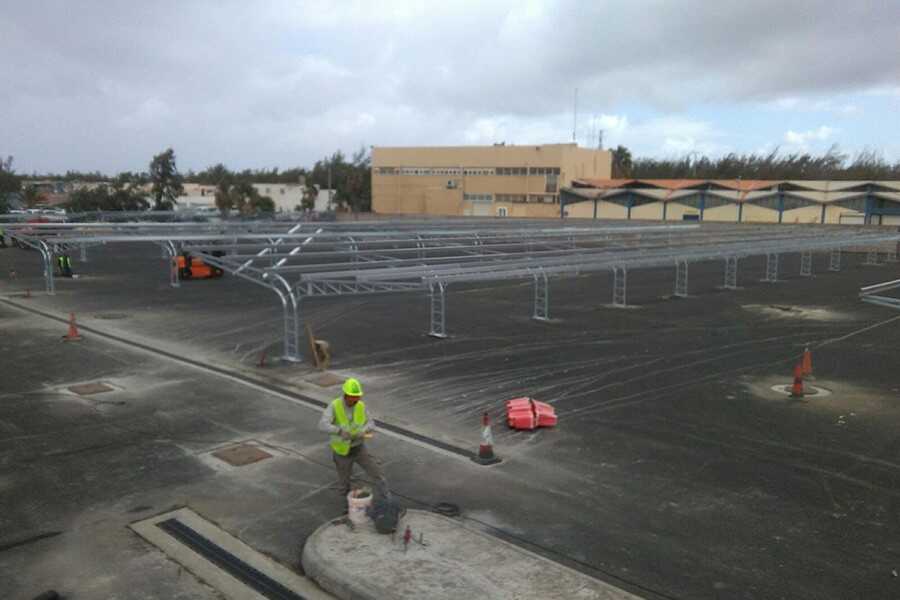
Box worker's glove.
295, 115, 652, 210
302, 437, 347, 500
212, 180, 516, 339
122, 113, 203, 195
340, 429, 352, 440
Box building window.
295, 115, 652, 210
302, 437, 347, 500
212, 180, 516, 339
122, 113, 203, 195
496, 167, 527, 176
464, 193, 492, 203
546, 173, 558, 193
497, 207, 508, 217
528, 194, 559, 204
280, 188, 285, 195
495, 194, 527, 203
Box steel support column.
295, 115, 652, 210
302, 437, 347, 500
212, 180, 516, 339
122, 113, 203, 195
428, 281, 448, 338
764, 253, 779, 282
829, 248, 841, 272
723, 256, 738, 290
800, 250, 813, 277
674, 259, 689, 298
532, 270, 550, 321
165, 241, 180, 287
38, 241, 55, 295
80, 243, 88, 262
612, 266, 627, 307
267, 274, 301, 362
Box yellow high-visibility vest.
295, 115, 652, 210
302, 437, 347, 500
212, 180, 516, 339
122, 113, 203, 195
330, 397, 367, 456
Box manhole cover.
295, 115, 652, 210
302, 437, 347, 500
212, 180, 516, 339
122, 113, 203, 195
309, 372, 344, 388
94, 313, 129, 320
212, 444, 272, 467
770, 383, 831, 397
68, 382, 115, 396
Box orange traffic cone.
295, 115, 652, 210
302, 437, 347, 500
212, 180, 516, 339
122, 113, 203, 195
472, 412, 501, 465
62, 312, 82, 342
790, 363, 804, 398
801, 346, 813, 377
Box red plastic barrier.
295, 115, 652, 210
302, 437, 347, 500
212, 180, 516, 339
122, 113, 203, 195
505, 397, 557, 430
532, 400, 558, 427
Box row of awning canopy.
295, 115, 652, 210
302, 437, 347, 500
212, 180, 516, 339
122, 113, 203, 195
564, 178, 900, 208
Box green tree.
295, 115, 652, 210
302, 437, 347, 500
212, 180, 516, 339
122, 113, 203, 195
149, 148, 184, 210
23, 184, 45, 208
65, 184, 149, 212
0, 155, 21, 213
301, 184, 318, 211
611, 145, 633, 178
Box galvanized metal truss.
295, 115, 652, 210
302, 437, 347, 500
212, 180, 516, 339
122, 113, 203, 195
859, 278, 900, 310
6, 219, 900, 361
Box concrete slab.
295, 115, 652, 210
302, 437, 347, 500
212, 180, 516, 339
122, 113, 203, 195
132, 507, 335, 600
302, 510, 641, 600
4, 242, 900, 599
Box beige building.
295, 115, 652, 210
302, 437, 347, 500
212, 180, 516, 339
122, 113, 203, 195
372, 143, 611, 217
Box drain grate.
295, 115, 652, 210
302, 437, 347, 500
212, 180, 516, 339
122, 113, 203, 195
157, 519, 306, 600
68, 382, 115, 396
212, 443, 272, 466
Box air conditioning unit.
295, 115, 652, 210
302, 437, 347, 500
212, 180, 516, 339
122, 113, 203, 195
446, 180, 457, 189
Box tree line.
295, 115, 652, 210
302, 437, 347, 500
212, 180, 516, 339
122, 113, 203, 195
4, 145, 897, 214
2, 145, 373, 214
611, 145, 900, 180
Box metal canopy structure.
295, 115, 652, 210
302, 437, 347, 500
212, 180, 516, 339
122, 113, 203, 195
6, 218, 900, 362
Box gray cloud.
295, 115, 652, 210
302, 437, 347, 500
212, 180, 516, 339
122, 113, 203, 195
1, 0, 897, 172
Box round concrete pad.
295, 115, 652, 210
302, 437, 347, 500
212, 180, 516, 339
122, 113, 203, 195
302, 510, 641, 600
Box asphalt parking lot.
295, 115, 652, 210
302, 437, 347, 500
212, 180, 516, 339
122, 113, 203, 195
2, 234, 899, 600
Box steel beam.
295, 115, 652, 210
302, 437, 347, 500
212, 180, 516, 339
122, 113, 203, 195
764, 253, 779, 282
829, 248, 841, 272
428, 281, 448, 338
612, 266, 627, 307
800, 250, 812, 277
723, 256, 738, 290
674, 259, 689, 298
532, 270, 550, 321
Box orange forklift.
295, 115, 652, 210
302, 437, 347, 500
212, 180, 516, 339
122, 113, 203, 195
175, 251, 224, 280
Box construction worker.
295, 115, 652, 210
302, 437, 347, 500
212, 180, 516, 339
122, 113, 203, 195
318, 378, 389, 502
0, 227, 6, 248
56, 253, 73, 277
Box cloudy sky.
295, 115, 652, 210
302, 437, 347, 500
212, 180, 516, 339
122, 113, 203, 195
2, 0, 899, 174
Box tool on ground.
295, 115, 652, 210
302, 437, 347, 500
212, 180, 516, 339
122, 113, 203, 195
305, 324, 331, 369
790, 363, 804, 398
258, 349, 267, 368
62, 312, 82, 342
506, 397, 558, 430
403, 525, 411, 553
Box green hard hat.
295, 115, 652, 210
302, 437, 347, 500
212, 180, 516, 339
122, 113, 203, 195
342, 377, 363, 397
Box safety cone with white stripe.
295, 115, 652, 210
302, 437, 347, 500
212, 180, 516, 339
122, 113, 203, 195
472, 411, 501, 465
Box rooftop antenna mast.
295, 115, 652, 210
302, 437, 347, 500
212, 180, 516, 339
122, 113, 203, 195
572, 88, 578, 144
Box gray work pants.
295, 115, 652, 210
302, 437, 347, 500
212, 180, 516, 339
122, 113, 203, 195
332, 444, 388, 498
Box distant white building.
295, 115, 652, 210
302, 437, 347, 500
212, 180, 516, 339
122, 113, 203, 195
312, 186, 336, 212
176, 183, 217, 211
252, 183, 304, 213
174, 182, 316, 213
